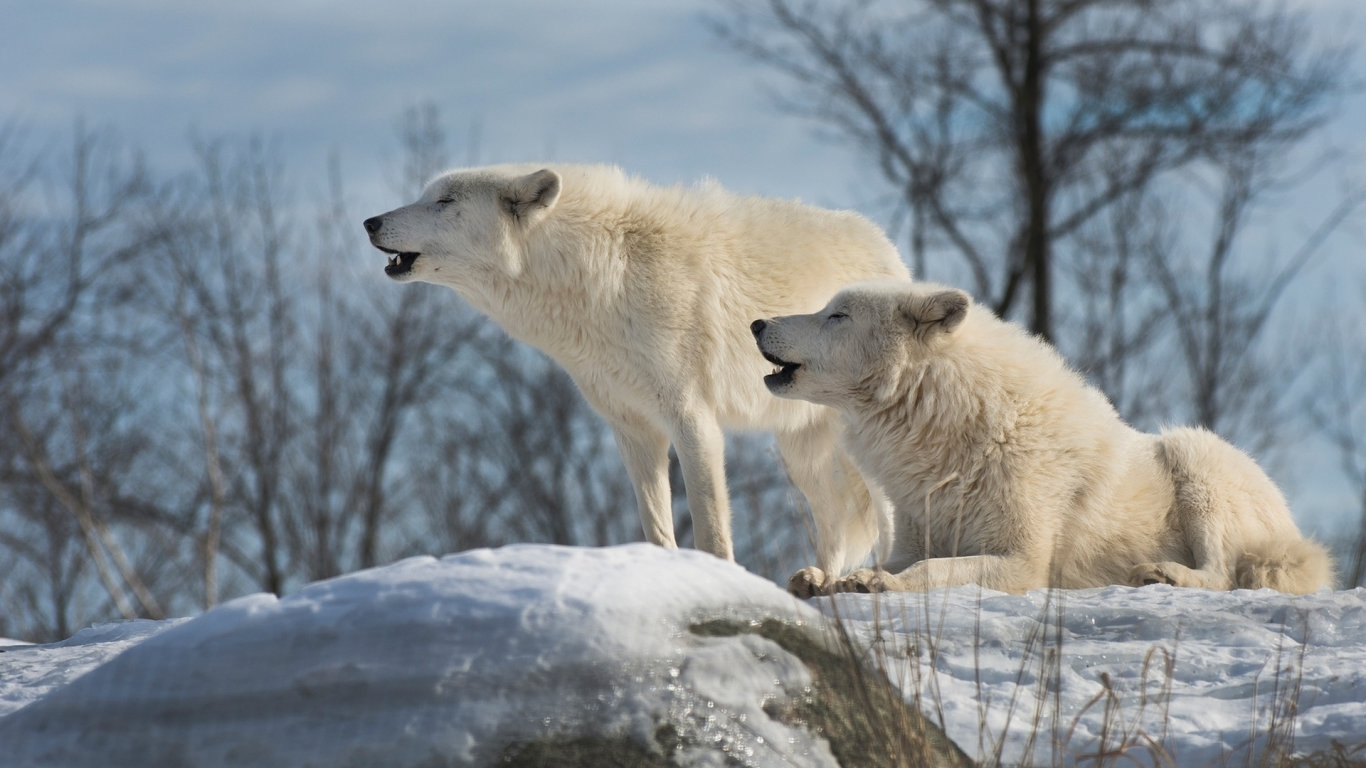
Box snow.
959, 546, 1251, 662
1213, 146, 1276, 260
824, 585, 1366, 765
0, 544, 1363, 767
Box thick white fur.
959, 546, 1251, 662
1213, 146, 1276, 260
753, 281, 1334, 596
365, 164, 908, 571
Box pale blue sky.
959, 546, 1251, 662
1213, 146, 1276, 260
0, 0, 870, 214
3, 0, 1364, 531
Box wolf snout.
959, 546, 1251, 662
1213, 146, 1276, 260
751, 319, 789, 366
363, 216, 384, 235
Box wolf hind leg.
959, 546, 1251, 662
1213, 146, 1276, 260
1132, 427, 1334, 593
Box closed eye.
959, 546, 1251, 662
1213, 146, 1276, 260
827, 312, 847, 321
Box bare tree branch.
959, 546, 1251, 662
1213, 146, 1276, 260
714, 0, 1349, 341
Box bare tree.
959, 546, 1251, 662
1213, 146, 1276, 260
0, 482, 89, 642
159, 137, 300, 595
0, 121, 152, 389
0, 122, 178, 639
1148, 143, 1365, 450
1306, 300, 1366, 588
714, 0, 1348, 342
416, 328, 639, 550
1061, 189, 1172, 425
171, 252, 229, 609
157, 131, 476, 591
8, 385, 166, 621
340, 104, 480, 570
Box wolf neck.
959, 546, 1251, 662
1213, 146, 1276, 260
452, 204, 629, 364
869, 358, 988, 430
844, 350, 1001, 484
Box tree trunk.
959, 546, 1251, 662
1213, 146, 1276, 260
1020, 0, 1051, 342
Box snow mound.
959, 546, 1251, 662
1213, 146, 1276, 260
827, 584, 1366, 765
0, 544, 851, 768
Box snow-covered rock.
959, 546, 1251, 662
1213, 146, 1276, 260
1, 544, 1364, 767
0, 545, 898, 768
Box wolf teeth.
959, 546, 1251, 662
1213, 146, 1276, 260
388, 255, 398, 267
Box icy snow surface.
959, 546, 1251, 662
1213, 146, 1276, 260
0, 544, 1363, 767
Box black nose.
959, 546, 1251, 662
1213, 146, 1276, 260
363, 216, 383, 235
750, 319, 767, 338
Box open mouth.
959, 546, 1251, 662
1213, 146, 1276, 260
761, 349, 802, 388
376, 246, 419, 278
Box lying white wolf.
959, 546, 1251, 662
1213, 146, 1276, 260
364, 164, 908, 572
752, 281, 1333, 596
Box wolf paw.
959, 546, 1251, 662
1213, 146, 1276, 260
1129, 563, 1180, 587
834, 568, 886, 594
788, 567, 831, 599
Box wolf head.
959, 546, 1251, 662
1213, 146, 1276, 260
362, 166, 561, 286
751, 281, 971, 406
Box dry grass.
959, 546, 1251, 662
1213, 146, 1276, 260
811, 584, 1364, 768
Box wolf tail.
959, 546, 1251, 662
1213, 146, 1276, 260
1235, 538, 1335, 593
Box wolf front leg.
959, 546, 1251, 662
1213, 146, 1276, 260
837, 554, 1044, 594
610, 415, 676, 549
670, 412, 735, 561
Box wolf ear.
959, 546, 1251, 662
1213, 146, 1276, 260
902, 289, 970, 335
502, 169, 561, 223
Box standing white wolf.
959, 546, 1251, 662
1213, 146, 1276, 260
364, 164, 908, 572
752, 281, 1333, 596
